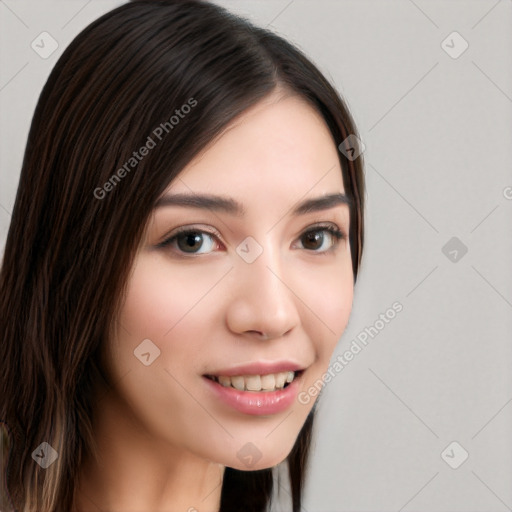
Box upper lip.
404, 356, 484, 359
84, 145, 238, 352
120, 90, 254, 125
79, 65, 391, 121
205, 360, 306, 377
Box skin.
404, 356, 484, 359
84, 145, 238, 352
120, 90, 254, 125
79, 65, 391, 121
75, 89, 354, 512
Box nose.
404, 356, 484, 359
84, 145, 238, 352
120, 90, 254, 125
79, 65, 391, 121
225, 244, 301, 340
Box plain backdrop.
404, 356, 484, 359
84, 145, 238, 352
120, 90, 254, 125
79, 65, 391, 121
1, 1, 511, 511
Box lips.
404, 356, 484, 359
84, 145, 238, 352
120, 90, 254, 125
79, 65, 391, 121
203, 367, 305, 415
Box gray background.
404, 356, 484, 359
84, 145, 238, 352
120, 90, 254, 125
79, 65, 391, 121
1, 1, 511, 511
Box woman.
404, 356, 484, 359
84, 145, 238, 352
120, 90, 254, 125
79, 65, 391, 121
0, 1, 365, 510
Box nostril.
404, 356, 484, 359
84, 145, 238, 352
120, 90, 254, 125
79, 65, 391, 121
250, 331, 269, 340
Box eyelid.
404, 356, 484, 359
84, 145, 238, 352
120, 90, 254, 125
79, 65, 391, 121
299, 216, 348, 247
164, 224, 222, 240
156, 224, 224, 250
303, 219, 347, 237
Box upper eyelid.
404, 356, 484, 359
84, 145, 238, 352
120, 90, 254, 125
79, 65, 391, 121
166, 220, 344, 237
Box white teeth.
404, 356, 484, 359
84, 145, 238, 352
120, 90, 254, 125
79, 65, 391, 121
260, 374, 276, 390
211, 371, 297, 392
245, 375, 261, 391
218, 375, 231, 387
230, 375, 245, 391
275, 372, 286, 389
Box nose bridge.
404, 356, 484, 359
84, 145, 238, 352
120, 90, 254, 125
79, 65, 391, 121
240, 234, 287, 304
226, 233, 300, 338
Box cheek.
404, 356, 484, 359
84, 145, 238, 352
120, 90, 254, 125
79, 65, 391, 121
119, 260, 181, 339
118, 257, 215, 345
111, 255, 231, 380
102, 257, 227, 448
298, 257, 354, 378
303, 255, 354, 337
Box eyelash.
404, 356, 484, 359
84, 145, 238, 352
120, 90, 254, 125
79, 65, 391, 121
156, 223, 346, 257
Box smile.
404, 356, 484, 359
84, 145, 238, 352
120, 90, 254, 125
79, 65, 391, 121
203, 370, 305, 416
205, 370, 301, 392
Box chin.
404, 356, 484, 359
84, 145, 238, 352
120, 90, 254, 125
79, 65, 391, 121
228, 445, 295, 472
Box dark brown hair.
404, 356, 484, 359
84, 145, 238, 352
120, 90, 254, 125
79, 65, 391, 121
0, 1, 365, 510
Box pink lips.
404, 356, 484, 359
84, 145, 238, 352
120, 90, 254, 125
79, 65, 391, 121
203, 371, 303, 415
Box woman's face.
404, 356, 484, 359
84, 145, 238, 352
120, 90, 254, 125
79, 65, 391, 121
106, 91, 354, 471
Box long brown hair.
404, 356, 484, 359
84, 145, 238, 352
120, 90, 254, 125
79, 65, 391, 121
0, 1, 365, 510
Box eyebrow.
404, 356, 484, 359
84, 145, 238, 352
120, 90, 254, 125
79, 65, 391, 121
154, 192, 351, 216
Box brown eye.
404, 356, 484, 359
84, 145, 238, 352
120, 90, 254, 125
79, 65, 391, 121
298, 225, 344, 253
158, 229, 219, 255
176, 232, 204, 253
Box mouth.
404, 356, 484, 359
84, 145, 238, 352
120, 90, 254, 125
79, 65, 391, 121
204, 370, 304, 393
203, 368, 306, 416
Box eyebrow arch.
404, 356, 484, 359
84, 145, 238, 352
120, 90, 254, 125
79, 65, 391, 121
154, 192, 351, 216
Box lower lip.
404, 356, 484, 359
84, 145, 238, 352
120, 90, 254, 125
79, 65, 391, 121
203, 373, 303, 416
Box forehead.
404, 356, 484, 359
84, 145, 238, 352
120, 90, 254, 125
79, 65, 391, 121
165, 92, 345, 200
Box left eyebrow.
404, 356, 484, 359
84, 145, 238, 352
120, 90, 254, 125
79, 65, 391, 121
154, 192, 351, 217
292, 193, 351, 215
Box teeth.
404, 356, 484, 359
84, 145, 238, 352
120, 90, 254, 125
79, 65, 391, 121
212, 371, 297, 392
275, 372, 286, 389
218, 375, 232, 387
231, 375, 245, 391
260, 374, 275, 390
